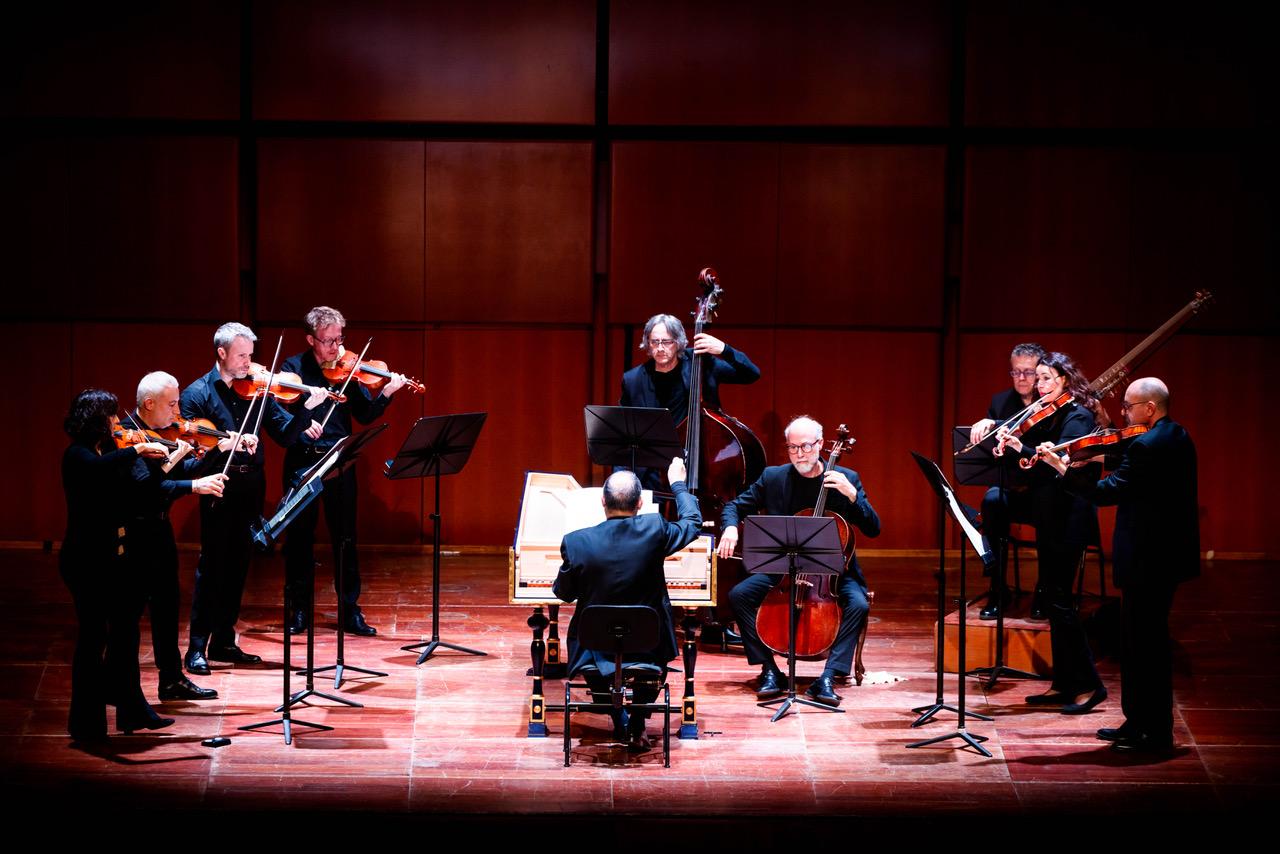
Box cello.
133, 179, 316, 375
755, 425, 855, 658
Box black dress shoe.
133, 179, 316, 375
1061, 686, 1107, 715
288, 610, 308, 636
805, 675, 842, 707
1111, 733, 1174, 755
756, 669, 785, 699
159, 676, 218, 701
117, 706, 176, 734
207, 644, 262, 664
1096, 726, 1133, 742
184, 648, 211, 676
344, 611, 377, 637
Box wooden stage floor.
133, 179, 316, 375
1, 547, 1275, 831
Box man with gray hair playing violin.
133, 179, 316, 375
180, 322, 328, 676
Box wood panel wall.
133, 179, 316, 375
5, 2, 1273, 555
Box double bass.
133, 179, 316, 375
676, 268, 767, 524
755, 425, 856, 658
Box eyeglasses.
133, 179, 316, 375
1009, 369, 1038, 379
1120, 400, 1153, 412
648, 338, 678, 350
784, 441, 823, 455
315, 335, 345, 347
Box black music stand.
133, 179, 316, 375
905, 452, 992, 757
742, 515, 846, 722
584, 405, 683, 473
386, 412, 488, 665
241, 438, 349, 745
293, 424, 390, 692
953, 426, 1039, 688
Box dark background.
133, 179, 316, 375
3, 1, 1274, 554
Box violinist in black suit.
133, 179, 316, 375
716, 416, 881, 707
280, 306, 409, 638
179, 322, 327, 676
1040, 377, 1199, 754
967, 341, 1046, 619
553, 458, 702, 749
123, 371, 229, 702
619, 313, 759, 489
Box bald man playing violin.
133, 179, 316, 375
280, 306, 409, 637
180, 321, 328, 676
1037, 377, 1199, 755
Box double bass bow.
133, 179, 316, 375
754, 425, 856, 659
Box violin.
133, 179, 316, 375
1021, 424, 1149, 470
155, 418, 232, 456
231, 362, 346, 404
755, 425, 855, 659
321, 350, 424, 395
113, 426, 180, 454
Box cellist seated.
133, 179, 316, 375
716, 416, 881, 706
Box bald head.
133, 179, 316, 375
1129, 377, 1169, 415
602, 471, 643, 516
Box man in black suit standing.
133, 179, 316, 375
1039, 377, 1199, 755
553, 457, 702, 750
716, 416, 881, 706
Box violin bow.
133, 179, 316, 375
221, 335, 283, 480
317, 337, 373, 431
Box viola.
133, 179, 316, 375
231, 362, 346, 404
755, 425, 855, 659
322, 350, 425, 395
1021, 424, 1149, 470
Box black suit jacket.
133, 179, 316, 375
721, 463, 881, 586
619, 346, 760, 416
1064, 417, 1199, 589
553, 481, 703, 676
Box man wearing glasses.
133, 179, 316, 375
1038, 378, 1199, 755
619, 313, 760, 489
968, 341, 1048, 620
715, 416, 881, 705
279, 306, 408, 637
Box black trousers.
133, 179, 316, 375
1120, 581, 1178, 740
579, 666, 665, 732
729, 570, 868, 677
982, 484, 1101, 693
60, 552, 149, 738
190, 470, 264, 650
282, 461, 362, 614
128, 518, 183, 682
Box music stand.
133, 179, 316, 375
584, 405, 683, 472
952, 426, 1039, 687
240, 438, 349, 745
742, 515, 846, 721
905, 452, 993, 756
386, 412, 488, 665
293, 424, 390, 692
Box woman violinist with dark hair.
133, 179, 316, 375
990, 352, 1108, 714
60, 388, 175, 742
